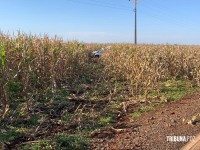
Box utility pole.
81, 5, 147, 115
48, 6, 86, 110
129, 0, 137, 44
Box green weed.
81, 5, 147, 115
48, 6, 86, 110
0, 129, 20, 145
20, 141, 54, 150
55, 134, 89, 150
98, 116, 113, 126
131, 111, 142, 118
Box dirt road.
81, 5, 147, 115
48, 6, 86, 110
92, 92, 200, 150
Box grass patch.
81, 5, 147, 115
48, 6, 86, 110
55, 134, 89, 150
131, 111, 142, 118
0, 129, 20, 146
131, 105, 154, 118
148, 80, 199, 102
140, 106, 155, 113
131, 79, 199, 119
8, 80, 23, 97
20, 141, 54, 150
98, 116, 113, 126
61, 113, 72, 122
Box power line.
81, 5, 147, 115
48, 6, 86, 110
67, 0, 192, 37
138, 1, 196, 28
86, 0, 130, 8
67, 0, 190, 28
67, 0, 132, 11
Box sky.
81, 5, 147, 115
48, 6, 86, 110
0, 0, 200, 45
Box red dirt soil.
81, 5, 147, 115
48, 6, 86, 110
91, 92, 200, 150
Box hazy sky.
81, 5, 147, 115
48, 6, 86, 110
0, 0, 199, 44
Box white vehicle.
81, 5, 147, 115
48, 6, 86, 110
90, 48, 104, 58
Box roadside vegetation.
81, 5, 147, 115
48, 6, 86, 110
0, 32, 200, 149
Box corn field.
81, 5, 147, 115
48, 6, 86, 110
1, 32, 200, 119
